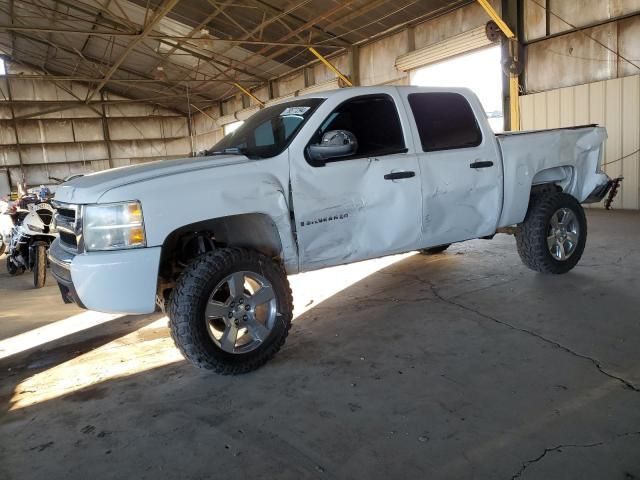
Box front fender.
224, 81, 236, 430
96, 159, 299, 273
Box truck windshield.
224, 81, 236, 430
208, 98, 324, 159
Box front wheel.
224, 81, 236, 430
33, 244, 47, 288
169, 248, 293, 374
516, 192, 587, 274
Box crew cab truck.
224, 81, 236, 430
49, 86, 613, 374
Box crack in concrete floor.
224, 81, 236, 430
378, 270, 640, 393
510, 431, 640, 479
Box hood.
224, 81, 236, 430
54, 154, 250, 204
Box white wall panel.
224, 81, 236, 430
622, 75, 640, 209
520, 75, 640, 210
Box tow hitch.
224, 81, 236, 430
605, 177, 624, 210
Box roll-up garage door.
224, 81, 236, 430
395, 26, 495, 72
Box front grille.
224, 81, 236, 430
54, 204, 79, 250
57, 207, 76, 220
59, 231, 78, 248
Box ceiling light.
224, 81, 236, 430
154, 66, 168, 81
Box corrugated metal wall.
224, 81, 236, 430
0, 63, 191, 190
520, 75, 640, 210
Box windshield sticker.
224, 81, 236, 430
281, 106, 310, 116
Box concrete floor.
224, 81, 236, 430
1, 210, 639, 480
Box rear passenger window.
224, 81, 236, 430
408, 93, 482, 152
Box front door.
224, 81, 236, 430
291, 92, 423, 271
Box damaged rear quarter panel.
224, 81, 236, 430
497, 126, 608, 227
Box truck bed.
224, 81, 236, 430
496, 124, 609, 227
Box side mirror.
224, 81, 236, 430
307, 130, 358, 166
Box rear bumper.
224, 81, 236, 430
584, 178, 614, 203
49, 239, 161, 314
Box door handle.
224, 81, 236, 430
384, 171, 415, 180
469, 160, 494, 169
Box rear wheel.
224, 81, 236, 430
419, 244, 450, 255
33, 244, 46, 288
169, 248, 293, 374
516, 192, 587, 274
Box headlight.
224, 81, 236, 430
83, 201, 146, 251
26, 222, 44, 233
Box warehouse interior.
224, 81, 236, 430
1, 1, 639, 479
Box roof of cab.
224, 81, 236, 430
272, 85, 477, 104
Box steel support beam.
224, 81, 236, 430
5, 74, 25, 182
0, 25, 345, 48
349, 45, 360, 86
86, 0, 181, 101
246, 0, 351, 48
1, 74, 259, 84
477, 0, 520, 131
100, 91, 114, 169
234, 83, 264, 107
308, 47, 352, 87
210, 1, 357, 84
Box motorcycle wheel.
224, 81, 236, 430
33, 245, 47, 288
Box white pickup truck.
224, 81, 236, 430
50, 86, 613, 374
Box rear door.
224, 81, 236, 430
290, 91, 423, 271
399, 89, 503, 248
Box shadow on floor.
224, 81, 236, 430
1, 247, 640, 479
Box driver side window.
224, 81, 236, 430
309, 94, 406, 164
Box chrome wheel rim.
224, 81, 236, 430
547, 208, 580, 261
205, 271, 277, 354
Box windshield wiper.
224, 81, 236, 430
209, 147, 243, 155
204, 147, 261, 159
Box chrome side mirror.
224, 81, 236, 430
307, 130, 358, 166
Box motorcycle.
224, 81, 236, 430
5, 198, 57, 288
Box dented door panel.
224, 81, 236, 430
398, 88, 504, 248
291, 152, 422, 271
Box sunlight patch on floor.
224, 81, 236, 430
9, 317, 181, 410
289, 252, 414, 318
8, 253, 413, 411
0, 311, 124, 360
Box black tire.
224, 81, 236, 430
420, 244, 450, 255
6, 256, 24, 276
516, 192, 587, 274
169, 248, 293, 374
33, 244, 46, 288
